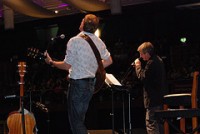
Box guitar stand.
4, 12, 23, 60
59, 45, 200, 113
20, 96, 26, 134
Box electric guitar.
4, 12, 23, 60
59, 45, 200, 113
27, 47, 46, 61
27, 47, 104, 94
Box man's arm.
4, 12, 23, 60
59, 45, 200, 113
102, 56, 113, 68
49, 60, 71, 71
44, 51, 71, 71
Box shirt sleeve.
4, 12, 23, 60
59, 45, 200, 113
64, 38, 77, 65
98, 38, 111, 60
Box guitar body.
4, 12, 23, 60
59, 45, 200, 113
7, 110, 36, 134
94, 67, 106, 94
7, 62, 36, 134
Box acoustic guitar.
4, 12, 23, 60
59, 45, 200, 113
7, 62, 36, 134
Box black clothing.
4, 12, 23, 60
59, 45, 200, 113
135, 55, 167, 108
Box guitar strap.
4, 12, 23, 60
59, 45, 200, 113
81, 34, 106, 93
80, 34, 104, 73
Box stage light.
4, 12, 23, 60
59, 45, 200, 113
95, 28, 101, 38
54, 10, 59, 14
180, 37, 187, 43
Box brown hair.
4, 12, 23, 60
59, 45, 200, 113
83, 14, 99, 33
137, 42, 154, 56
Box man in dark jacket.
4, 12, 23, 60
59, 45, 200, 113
134, 42, 167, 134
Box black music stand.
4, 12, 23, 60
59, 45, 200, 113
120, 64, 135, 134
105, 73, 131, 134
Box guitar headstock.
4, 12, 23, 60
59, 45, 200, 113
18, 62, 26, 77
27, 47, 45, 60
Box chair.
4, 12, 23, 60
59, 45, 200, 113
163, 71, 199, 134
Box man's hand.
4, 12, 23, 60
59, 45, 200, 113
44, 51, 52, 65
134, 58, 141, 67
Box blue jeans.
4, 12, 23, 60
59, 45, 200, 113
67, 78, 95, 134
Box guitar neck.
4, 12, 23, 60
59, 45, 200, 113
18, 62, 26, 110
19, 76, 24, 107
27, 47, 46, 60
27, 47, 59, 61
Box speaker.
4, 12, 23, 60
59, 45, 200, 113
110, 0, 121, 14
88, 129, 118, 134
3, 5, 14, 29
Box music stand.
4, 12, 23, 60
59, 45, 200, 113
120, 64, 135, 134
105, 73, 130, 134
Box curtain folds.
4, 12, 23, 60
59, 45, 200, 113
2, 0, 58, 18
61, 0, 109, 12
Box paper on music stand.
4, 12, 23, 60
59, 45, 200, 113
105, 73, 122, 86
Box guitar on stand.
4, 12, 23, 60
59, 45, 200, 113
7, 62, 36, 134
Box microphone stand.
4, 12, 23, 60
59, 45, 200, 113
121, 65, 134, 85
120, 64, 134, 134
20, 96, 26, 134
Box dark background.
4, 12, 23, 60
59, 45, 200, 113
0, 3, 200, 134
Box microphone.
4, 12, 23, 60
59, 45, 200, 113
131, 57, 142, 66
51, 34, 65, 40
4, 95, 17, 99
131, 62, 135, 66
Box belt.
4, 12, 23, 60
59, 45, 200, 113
69, 78, 95, 82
